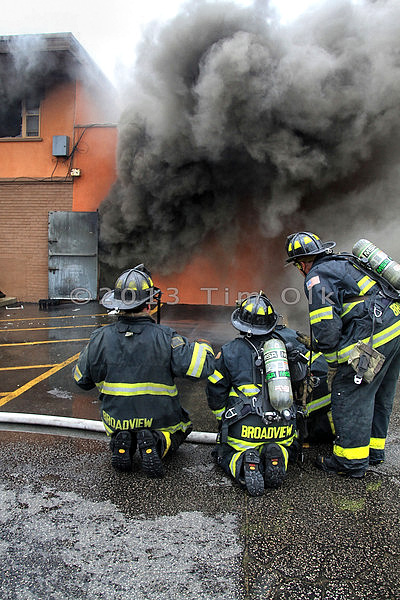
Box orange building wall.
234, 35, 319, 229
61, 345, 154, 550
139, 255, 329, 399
0, 81, 75, 179
0, 79, 118, 207
71, 126, 117, 211
0, 74, 118, 302
71, 81, 118, 211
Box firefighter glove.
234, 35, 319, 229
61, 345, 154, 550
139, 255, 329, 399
296, 331, 312, 350
327, 366, 338, 393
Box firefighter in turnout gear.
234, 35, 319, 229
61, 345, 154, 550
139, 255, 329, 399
73, 265, 215, 478
206, 293, 308, 496
286, 231, 400, 478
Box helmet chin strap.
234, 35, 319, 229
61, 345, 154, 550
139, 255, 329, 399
299, 265, 308, 277
294, 262, 307, 276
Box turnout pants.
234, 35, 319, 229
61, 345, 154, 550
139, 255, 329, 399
331, 334, 400, 473
212, 442, 289, 482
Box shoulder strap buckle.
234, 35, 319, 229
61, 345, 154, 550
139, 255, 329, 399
224, 407, 238, 420
252, 395, 264, 418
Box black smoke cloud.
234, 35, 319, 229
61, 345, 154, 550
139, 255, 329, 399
99, 0, 400, 279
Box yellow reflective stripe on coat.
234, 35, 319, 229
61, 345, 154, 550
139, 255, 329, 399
370, 437, 385, 450
73, 365, 82, 381
357, 275, 376, 295
202, 342, 214, 355
159, 420, 192, 434
278, 436, 296, 448
212, 407, 225, 420
237, 384, 261, 396
307, 393, 331, 414
227, 436, 261, 452
341, 299, 364, 319
337, 320, 400, 364
159, 430, 171, 457
323, 351, 338, 364
304, 350, 325, 365
328, 410, 335, 434
98, 381, 178, 396
333, 444, 369, 460
208, 369, 224, 384
310, 306, 333, 325
186, 342, 210, 378
280, 445, 289, 469
310, 351, 322, 364
229, 451, 243, 477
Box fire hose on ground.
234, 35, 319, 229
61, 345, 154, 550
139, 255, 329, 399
0, 412, 217, 444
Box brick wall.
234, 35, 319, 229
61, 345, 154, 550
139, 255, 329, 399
0, 181, 73, 302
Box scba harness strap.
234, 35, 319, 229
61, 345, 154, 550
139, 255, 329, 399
330, 252, 400, 301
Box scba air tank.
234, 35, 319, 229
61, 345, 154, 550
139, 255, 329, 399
262, 338, 293, 412
352, 239, 400, 290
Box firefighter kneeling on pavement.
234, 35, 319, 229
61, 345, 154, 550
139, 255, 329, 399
73, 264, 215, 478
206, 293, 308, 496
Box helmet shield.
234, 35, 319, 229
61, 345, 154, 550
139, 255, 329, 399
231, 293, 278, 336
285, 231, 336, 263
101, 264, 161, 310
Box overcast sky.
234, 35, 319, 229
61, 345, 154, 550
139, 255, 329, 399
1, 0, 321, 86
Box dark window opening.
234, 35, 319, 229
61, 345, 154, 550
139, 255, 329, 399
0, 97, 40, 138
0, 100, 22, 137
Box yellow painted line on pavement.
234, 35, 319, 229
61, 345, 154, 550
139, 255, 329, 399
0, 364, 55, 371
0, 352, 80, 407
0, 314, 108, 323
0, 392, 10, 396
0, 306, 159, 323
0, 338, 90, 347
0, 324, 102, 332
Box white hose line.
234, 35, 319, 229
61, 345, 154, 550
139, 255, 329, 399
0, 412, 217, 444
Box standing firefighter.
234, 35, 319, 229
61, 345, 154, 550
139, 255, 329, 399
206, 293, 307, 496
73, 265, 215, 478
286, 231, 400, 478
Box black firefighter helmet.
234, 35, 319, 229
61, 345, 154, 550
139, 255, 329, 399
231, 292, 278, 336
101, 264, 161, 311
285, 231, 336, 263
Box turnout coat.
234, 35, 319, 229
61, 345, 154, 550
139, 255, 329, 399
74, 315, 215, 436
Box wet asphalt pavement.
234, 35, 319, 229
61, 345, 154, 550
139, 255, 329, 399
0, 302, 399, 600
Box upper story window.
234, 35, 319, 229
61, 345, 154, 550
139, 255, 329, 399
0, 97, 41, 139
23, 99, 40, 137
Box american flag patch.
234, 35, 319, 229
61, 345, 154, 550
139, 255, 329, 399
306, 276, 320, 290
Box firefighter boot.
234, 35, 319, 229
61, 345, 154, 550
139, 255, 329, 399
315, 455, 365, 478
262, 443, 287, 489
369, 458, 384, 466
369, 449, 384, 466
137, 429, 165, 478
110, 431, 134, 472
243, 449, 264, 497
